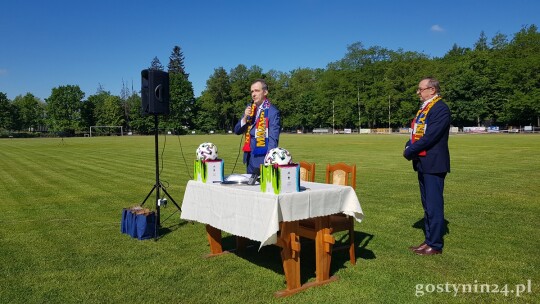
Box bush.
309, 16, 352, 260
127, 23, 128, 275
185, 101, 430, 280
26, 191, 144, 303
0, 131, 42, 138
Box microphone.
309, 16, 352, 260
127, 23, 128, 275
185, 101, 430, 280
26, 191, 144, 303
246, 100, 254, 123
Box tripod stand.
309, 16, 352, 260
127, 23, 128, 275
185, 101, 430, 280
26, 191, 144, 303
141, 114, 182, 240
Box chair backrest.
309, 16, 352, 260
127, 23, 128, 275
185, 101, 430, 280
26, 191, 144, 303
299, 161, 316, 182
325, 163, 356, 190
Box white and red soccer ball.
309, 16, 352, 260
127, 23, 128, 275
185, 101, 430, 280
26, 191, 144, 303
196, 142, 218, 161
264, 147, 292, 166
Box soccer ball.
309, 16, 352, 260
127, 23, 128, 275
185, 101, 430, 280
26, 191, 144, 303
264, 147, 292, 166
196, 142, 218, 161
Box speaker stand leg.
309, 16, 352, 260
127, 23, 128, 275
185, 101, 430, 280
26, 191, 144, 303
140, 114, 181, 241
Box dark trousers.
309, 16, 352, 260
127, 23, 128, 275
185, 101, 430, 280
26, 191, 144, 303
418, 172, 446, 251
243, 152, 264, 174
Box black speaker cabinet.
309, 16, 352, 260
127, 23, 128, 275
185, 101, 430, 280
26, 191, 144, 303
141, 69, 170, 115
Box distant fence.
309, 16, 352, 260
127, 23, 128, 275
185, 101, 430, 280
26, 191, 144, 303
463, 127, 486, 133
462, 126, 537, 133
306, 126, 537, 135
313, 128, 330, 134
374, 128, 391, 134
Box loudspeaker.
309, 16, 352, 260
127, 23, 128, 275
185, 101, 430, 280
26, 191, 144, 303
141, 69, 170, 115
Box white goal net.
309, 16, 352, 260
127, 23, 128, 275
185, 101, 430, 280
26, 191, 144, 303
89, 126, 124, 137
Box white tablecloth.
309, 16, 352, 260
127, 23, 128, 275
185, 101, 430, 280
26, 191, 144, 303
180, 180, 364, 247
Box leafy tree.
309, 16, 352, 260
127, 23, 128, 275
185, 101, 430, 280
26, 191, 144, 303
87, 91, 124, 127
501, 25, 540, 125
0, 92, 14, 131
192, 99, 216, 133
46, 85, 85, 136
166, 45, 195, 133
167, 46, 189, 77
81, 98, 96, 130
281, 68, 321, 131
118, 80, 137, 131
197, 67, 231, 131
490, 32, 508, 50
127, 93, 154, 134
12, 93, 44, 131
149, 56, 164, 71
384, 50, 432, 127
87, 91, 108, 124
229, 65, 251, 107
6, 25, 540, 133
101, 95, 125, 126
443, 56, 481, 127
229, 65, 250, 97
264, 69, 292, 129
210, 66, 232, 130
474, 31, 489, 51
167, 73, 195, 133
331, 42, 391, 70
220, 65, 268, 131
444, 43, 471, 59
228, 64, 252, 131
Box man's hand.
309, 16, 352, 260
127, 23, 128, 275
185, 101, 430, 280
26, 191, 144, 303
244, 106, 252, 119
242, 106, 252, 124
403, 140, 412, 160
403, 147, 411, 160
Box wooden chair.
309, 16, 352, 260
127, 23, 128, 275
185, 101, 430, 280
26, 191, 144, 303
325, 163, 357, 265
297, 163, 358, 265
299, 161, 316, 182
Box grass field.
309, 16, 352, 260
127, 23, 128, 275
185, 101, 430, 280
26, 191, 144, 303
0, 133, 538, 303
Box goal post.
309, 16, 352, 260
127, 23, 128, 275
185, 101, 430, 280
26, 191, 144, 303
89, 126, 124, 137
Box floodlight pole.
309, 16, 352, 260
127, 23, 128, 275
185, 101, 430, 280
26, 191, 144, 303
332, 99, 335, 134
357, 85, 361, 133
388, 95, 391, 133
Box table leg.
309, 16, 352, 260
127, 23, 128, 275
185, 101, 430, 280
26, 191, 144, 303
275, 218, 337, 297
314, 216, 335, 282
275, 221, 301, 297
205, 224, 223, 255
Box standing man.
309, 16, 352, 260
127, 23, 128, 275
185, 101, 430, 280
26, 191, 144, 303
234, 79, 281, 174
403, 77, 451, 256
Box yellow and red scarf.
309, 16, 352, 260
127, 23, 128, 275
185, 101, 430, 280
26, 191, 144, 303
242, 103, 257, 152
410, 95, 442, 156
243, 99, 271, 155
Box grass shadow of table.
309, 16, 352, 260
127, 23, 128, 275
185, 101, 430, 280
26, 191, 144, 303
220, 231, 376, 285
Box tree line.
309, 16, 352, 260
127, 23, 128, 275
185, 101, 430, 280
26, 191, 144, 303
0, 25, 538, 137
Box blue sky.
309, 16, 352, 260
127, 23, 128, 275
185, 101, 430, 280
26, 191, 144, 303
1, 0, 538, 101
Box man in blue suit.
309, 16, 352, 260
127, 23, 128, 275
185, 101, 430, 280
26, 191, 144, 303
403, 77, 451, 256
234, 79, 281, 174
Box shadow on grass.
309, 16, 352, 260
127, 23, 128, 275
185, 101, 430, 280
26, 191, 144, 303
157, 217, 192, 239
218, 231, 376, 285
412, 218, 451, 236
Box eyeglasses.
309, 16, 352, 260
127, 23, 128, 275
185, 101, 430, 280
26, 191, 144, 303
417, 87, 433, 93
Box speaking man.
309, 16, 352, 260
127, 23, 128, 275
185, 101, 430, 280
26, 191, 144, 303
234, 79, 281, 174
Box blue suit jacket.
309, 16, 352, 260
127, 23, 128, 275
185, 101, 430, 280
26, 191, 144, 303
234, 104, 281, 173
404, 100, 451, 174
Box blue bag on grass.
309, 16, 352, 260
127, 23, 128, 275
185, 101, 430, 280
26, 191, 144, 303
121, 208, 128, 234
121, 206, 154, 240
135, 212, 156, 240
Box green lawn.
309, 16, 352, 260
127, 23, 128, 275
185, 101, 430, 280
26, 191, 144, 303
0, 134, 538, 303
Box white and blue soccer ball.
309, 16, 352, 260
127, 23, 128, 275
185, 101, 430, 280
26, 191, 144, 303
196, 142, 218, 161
264, 147, 292, 166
